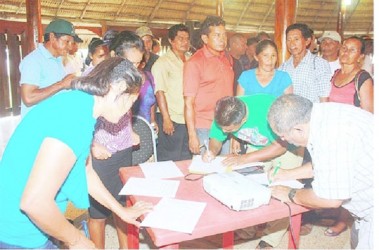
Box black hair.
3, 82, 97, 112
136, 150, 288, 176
85, 37, 106, 65
109, 30, 145, 57
247, 37, 259, 46
256, 39, 278, 55
345, 36, 366, 54
285, 23, 313, 39
168, 24, 190, 41
215, 96, 246, 127
44, 32, 67, 43
200, 16, 226, 36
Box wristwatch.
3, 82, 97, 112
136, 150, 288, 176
288, 188, 297, 203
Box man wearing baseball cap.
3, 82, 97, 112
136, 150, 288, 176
319, 31, 342, 73
135, 25, 159, 71
19, 18, 77, 117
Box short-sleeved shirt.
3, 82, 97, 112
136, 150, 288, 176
308, 103, 373, 219
132, 71, 156, 122
280, 50, 331, 103
238, 69, 292, 97
209, 94, 277, 149
152, 49, 189, 124
19, 43, 66, 116
183, 46, 234, 129
0, 90, 96, 247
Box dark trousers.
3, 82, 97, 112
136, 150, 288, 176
156, 113, 192, 161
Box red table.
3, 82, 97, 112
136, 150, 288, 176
119, 160, 309, 249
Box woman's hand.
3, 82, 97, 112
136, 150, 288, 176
91, 141, 111, 160
118, 201, 154, 227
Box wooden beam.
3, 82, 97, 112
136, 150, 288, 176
274, 0, 296, 65
55, 0, 65, 17
114, 0, 128, 20
80, 0, 91, 20
25, 0, 42, 54
148, 0, 164, 23
322, 3, 339, 32
344, 0, 361, 32
236, 0, 254, 28
258, 0, 275, 31
216, 0, 224, 17
183, 0, 196, 22
16, 0, 24, 14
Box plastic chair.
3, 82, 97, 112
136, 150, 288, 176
132, 115, 157, 165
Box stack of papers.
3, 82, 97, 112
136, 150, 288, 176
139, 161, 184, 179
119, 177, 179, 197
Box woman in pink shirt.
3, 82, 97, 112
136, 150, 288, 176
329, 36, 373, 113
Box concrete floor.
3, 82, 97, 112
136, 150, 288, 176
65, 203, 351, 249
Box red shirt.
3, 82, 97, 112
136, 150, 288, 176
183, 46, 234, 128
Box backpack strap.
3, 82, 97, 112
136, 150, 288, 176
354, 70, 365, 102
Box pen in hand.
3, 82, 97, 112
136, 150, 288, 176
269, 161, 281, 184
204, 139, 213, 162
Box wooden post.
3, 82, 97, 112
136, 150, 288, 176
216, 0, 224, 18
337, 0, 345, 40
274, 0, 296, 65
25, 0, 42, 54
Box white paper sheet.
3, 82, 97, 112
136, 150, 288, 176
139, 161, 184, 179
119, 177, 179, 197
246, 173, 304, 189
188, 155, 263, 174
140, 197, 206, 234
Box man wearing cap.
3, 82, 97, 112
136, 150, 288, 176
63, 34, 84, 76
19, 19, 76, 117
319, 31, 342, 74
135, 26, 159, 71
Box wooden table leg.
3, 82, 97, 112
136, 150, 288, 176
127, 199, 139, 249
288, 213, 302, 249
223, 231, 234, 249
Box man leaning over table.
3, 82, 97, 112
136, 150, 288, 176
202, 94, 304, 248
268, 94, 373, 249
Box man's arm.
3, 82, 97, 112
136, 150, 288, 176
21, 74, 75, 107
222, 139, 287, 167
202, 138, 223, 162
156, 90, 174, 135
271, 185, 343, 209
184, 96, 200, 154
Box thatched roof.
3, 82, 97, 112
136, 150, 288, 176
0, 0, 373, 37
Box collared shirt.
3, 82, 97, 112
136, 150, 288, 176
280, 50, 331, 103
308, 103, 373, 219
183, 46, 234, 128
19, 43, 66, 116
152, 49, 189, 124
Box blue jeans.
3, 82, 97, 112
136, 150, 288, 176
0, 239, 58, 249
196, 128, 230, 155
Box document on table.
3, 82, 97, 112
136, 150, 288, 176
188, 155, 263, 174
119, 177, 179, 197
139, 161, 184, 179
247, 173, 304, 189
141, 197, 206, 234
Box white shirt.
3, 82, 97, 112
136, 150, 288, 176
308, 103, 373, 219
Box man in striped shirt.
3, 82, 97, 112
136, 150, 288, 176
268, 94, 373, 249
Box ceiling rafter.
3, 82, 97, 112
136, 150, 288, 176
15, 0, 23, 14
183, 0, 196, 22
114, 0, 128, 20
322, 2, 339, 32
258, 0, 275, 31
148, 0, 164, 24
310, 1, 326, 28
236, 0, 254, 28
55, 0, 65, 17
344, 0, 361, 31
80, 0, 91, 20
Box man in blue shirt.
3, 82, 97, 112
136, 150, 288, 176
19, 19, 77, 116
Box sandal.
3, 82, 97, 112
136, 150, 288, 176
324, 227, 346, 237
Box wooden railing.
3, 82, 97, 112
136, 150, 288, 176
0, 31, 26, 117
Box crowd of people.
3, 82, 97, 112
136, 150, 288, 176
0, 15, 373, 249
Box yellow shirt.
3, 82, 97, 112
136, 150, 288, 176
152, 49, 190, 124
